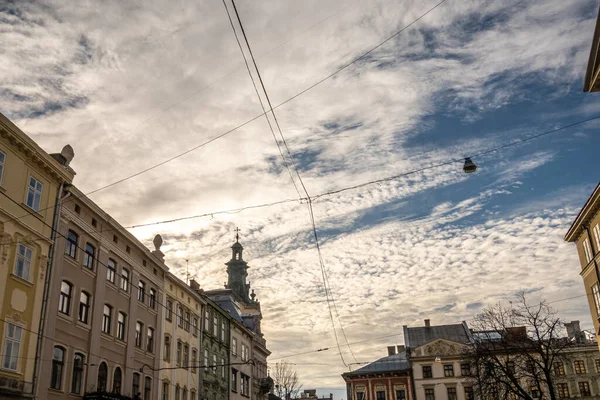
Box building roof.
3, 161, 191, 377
343, 351, 410, 376
404, 323, 471, 348
584, 5, 600, 92
564, 182, 600, 242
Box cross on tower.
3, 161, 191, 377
234, 227, 241, 242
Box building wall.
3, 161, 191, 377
230, 319, 253, 400
201, 300, 231, 400
37, 187, 167, 399
0, 113, 74, 398
554, 344, 600, 398
345, 375, 412, 400
160, 274, 204, 400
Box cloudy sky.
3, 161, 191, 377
2, 0, 600, 395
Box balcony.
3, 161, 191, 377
0, 376, 33, 394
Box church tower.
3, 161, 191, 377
226, 229, 252, 303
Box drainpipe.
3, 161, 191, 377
32, 183, 70, 398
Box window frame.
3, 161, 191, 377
59, 281, 73, 316
132, 372, 140, 397
164, 335, 171, 362
83, 243, 95, 270
2, 322, 22, 371
447, 387, 456, 400
102, 304, 112, 334
26, 175, 43, 212
424, 389, 435, 400
574, 359, 587, 374
138, 280, 146, 303
557, 383, 569, 399
443, 364, 454, 377
120, 268, 129, 292
578, 381, 591, 397
583, 238, 593, 263
144, 376, 152, 400
97, 362, 108, 392
14, 243, 33, 281
166, 300, 173, 321
147, 327, 155, 353
71, 353, 85, 394
554, 361, 566, 376
192, 317, 198, 336
149, 288, 157, 309
593, 224, 600, 253
78, 291, 91, 324
0, 151, 5, 184
117, 311, 127, 340
376, 391, 386, 400
422, 365, 433, 378
107, 259, 116, 283
51, 346, 65, 390
113, 366, 122, 394
135, 321, 144, 348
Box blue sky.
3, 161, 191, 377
2, 0, 600, 394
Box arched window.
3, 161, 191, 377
138, 281, 146, 302
102, 305, 112, 334
66, 230, 78, 258
132, 373, 140, 397
117, 312, 127, 340
120, 268, 129, 291
135, 322, 143, 348
78, 291, 91, 324
107, 259, 116, 283
144, 376, 152, 400
97, 362, 108, 392
50, 346, 65, 390
59, 281, 72, 315
191, 390, 197, 400
147, 327, 154, 353
164, 335, 171, 361
149, 288, 156, 309
71, 353, 84, 394
113, 367, 122, 394
166, 300, 173, 321
83, 243, 95, 269
182, 387, 188, 400
175, 385, 180, 400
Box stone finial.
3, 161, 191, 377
250, 289, 256, 301
61, 145, 74, 166
153, 234, 163, 251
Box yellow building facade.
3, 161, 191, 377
565, 182, 600, 346
0, 113, 75, 398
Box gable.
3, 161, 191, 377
413, 338, 469, 357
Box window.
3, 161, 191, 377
356, 393, 365, 400
183, 388, 188, 400
232, 369, 238, 392
164, 336, 171, 361
121, 268, 129, 291
222, 357, 226, 378
596, 359, 600, 372
144, 377, 151, 400
83, 243, 95, 269
444, 364, 454, 377
74, 204, 81, 214
557, 383, 569, 398
192, 349, 198, 373
583, 238, 593, 263
2, 323, 22, 370
59, 281, 72, 315
107, 259, 116, 283
147, 327, 154, 352
221, 321, 226, 341
78, 291, 91, 324
138, 281, 146, 302
184, 344, 190, 368
241, 374, 250, 396
14, 243, 33, 280
422, 365, 432, 378
192, 317, 198, 336
92, 218, 97, 228
395, 390, 406, 400
166, 300, 173, 321
575, 359, 587, 374
424, 389, 435, 400
150, 288, 156, 309
184, 312, 190, 331
126, 245, 131, 254
136, 322, 143, 348
213, 316, 218, 336
177, 341, 182, 366
26, 176, 43, 211
461, 363, 471, 376
0, 151, 5, 183
376, 392, 385, 400
447, 387, 456, 400
177, 306, 183, 328
113, 367, 122, 394
594, 224, 600, 252
212, 354, 217, 374
593, 284, 600, 317
191, 390, 197, 400
98, 362, 108, 392
204, 310, 209, 332
555, 361, 566, 375
163, 382, 169, 400
204, 349, 209, 371
175, 385, 180, 400
464, 387, 474, 400
71, 353, 84, 394
113, 235, 118, 244
117, 312, 127, 340
102, 304, 112, 334
232, 338, 238, 355
579, 382, 591, 397
531, 387, 541, 398
66, 230, 78, 258
50, 346, 65, 390
132, 373, 140, 397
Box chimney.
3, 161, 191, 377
387, 346, 396, 356
505, 326, 527, 340
189, 279, 200, 291
424, 319, 431, 327
397, 345, 405, 353
565, 321, 584, 344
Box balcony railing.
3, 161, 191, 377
0, 376, 34, 394
83, 391, 136, 400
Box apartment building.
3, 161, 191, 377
37, 188, 167, 399
160, 273, 205, 400
201, 296, 231, 400
565, 182, 600, 346
0, 113, 75, 398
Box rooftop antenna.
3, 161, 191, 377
185, 259, 190, 284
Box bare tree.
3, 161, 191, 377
467, 293, 573, 400
272, 360, 303, 400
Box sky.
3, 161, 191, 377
2, 0, 600, 395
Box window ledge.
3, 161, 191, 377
0, 367, 22, 376
82, 266, 96, 277
64, 256, 79, 268
100, 332, 113, 341
48, 388, 65, 395
115, 339, 127, 348
75, 321, 91, 331
57, 312, 73, 324
10, 274, 33, 287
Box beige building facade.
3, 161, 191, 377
36, 187, 168, 399
160, 273, 205, 400
565, 182, 600, 345
0, 113, 75, 398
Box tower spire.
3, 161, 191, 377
235, 227, 240, 242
